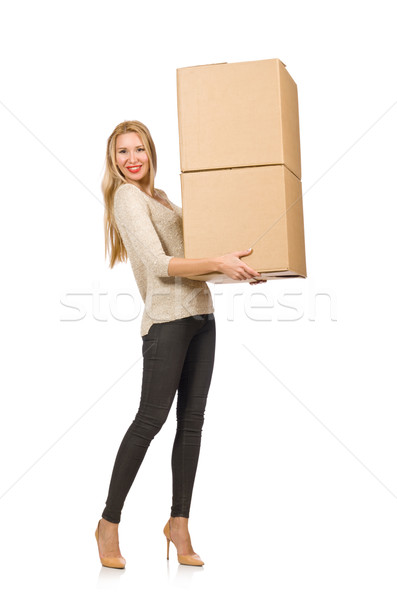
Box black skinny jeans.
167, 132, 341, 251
102, 313, 216, 524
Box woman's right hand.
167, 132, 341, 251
216, 248, 261, 281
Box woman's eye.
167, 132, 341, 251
118, 148, 144, 153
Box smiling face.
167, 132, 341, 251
115, 131, 151, 186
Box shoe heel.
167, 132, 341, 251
164, 519, 171, 559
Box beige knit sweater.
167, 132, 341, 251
113, 183, 214, 336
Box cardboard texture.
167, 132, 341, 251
176, 57, 307, 283
181, 165, 306, 283
177, 58, 301, 179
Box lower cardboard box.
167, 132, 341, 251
180, 164, 307, 283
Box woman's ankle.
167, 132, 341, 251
170, 517, 190, 534
101, 517, 119, 528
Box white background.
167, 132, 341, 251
1, 1, 396, 598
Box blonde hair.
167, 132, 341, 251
103, 120, 158, 268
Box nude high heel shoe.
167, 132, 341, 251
95, 519, 126, 569
163, 518, 204, 566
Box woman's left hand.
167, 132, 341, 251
249, 278, 268, 285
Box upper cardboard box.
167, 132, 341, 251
176, 58, 302, 180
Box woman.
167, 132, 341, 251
95, 120, 264, 569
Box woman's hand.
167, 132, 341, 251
249, 278, 268, 285
216, 248, 261, 281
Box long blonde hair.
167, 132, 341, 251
103, 120, 158, 268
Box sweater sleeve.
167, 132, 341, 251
113, 184, 173, 277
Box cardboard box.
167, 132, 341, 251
177, 58, 301, 179
181, 165, 306, 283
